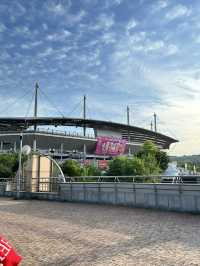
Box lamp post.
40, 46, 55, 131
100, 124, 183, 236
16, 133, 23, 199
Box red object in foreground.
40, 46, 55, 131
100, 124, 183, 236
0, 236, 21, 266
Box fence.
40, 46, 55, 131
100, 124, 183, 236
1, 175, 200, 213
0, 177, 59, 193
64, 175, 200, 184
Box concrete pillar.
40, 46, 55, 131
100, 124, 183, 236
33, 137, 37, 152
60, 143, 64, 162
14, 141, 17, 152
83, 144, 87, 161
0, 141, 3, 151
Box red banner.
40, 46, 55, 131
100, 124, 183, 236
95, 137, 127, 156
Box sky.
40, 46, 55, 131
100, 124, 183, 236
0, 0, 200, 155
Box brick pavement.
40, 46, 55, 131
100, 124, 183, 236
0, 197, 200, 265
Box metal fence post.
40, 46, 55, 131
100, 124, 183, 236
114, 182, 118, 204
98, 182, 101, 203
154, 184, 158, 208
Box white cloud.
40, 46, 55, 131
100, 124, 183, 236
91, 14, 114, 31
42, 23, 48, 31
0, 23, 6, 33
105, 0, 123, 8
165, 4, 191, 21
46, 2, 69, 16
21, 41, 42, 50
151, 0, 168, 13
166, 44, 179, 55
101, 32, 116, 44
14, 26, 31, 36
46, 30, 72, 41
118, 31, 179, 56
146, 40, 165, 51
126, 19, 138, 34
46, 1, 86, 24
38, 47, 54, 58
67, 10, 86, 24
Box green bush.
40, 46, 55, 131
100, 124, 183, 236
61, 160, 82, 177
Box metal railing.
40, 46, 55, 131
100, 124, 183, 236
0, 177, 60, 193
64, 175, 200, 184
27, 128, 96, 140
1, 175, 200, 195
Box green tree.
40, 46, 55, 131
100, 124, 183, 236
61, 160, 82, 176
0, 153, 19, 179
82, 165, 101, 176
156, 150, 169, 171
137, 140, 158, 158
137, 140, 168, 175
107, 156, 146, 176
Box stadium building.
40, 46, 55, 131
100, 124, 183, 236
0, 84, 178, 167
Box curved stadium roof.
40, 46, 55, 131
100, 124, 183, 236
0, 117, 178, 149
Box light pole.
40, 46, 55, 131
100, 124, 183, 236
16, 133, 23, 199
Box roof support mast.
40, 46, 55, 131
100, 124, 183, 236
83, 95, 86, 137
33, 82, 39, 152
127, 106, 131, 156
83, 95, 87, 161
154, 113, 157, 132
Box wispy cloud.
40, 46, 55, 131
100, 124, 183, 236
151, 0, 168, 13
46, 1, 71, 16
165, 4, 191, 21
0, 23, 6, 33
46, 30, 72, 41
91, 13, 115, 31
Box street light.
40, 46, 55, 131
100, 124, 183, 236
16, 133, 23, 199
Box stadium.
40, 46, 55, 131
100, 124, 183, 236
0, 84, 178, 166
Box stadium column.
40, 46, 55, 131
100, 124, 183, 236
33, 82, 39, 152
60, 143, 64, 162
14, 141, 17, 152
0, 141, 3, 151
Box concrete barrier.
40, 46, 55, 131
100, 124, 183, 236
59, 182, 200, 213
1, 182, 200, 213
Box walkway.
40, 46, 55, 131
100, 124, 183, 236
0, 198, 199, 265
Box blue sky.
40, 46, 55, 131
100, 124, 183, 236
0, 0, 200, 155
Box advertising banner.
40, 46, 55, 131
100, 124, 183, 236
95, 136, 127, 156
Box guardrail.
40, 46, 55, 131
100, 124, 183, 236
64, 175, 200, 184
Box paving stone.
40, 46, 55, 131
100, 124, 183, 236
0, 197, 200, 266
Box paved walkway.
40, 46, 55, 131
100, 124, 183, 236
0, 197, 200, 265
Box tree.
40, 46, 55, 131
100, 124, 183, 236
61, 160, 82, 176
0, 153, 19, 179
137, 140, 168, 174
81, 165, 102, 176
107, 156, 146, 176
137, 140, 158, 158
156, 150, 169, 171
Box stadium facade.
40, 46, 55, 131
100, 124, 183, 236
0, 84, 178, 165
0, 117, 177, 161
